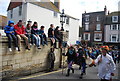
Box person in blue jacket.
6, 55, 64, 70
4, 20, 19, 51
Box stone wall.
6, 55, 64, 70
0, 37, 62, 79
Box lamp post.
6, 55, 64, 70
60, 9, 66, 31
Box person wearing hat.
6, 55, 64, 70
4, 20, 19, 51
91, 48, 116, 81
14, 20, 30, 51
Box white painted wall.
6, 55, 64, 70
104, 25, 120, 42
7, 2, 79, 45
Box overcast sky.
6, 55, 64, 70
0, 0, 119, 25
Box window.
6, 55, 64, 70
96, 16, 100, 21
112, 16, 118, 23
96, 24, 101, 30
118, 24, 120, 30
110, 24, 118, 30
94, 33, 102, 41
53, 11, 58, 17
19, 5, 22, 16
110, 34, 118, 42
85, 23, 89, 31
84, 33, 90, 40
10, 9, 13, 18
66, 17, 69, 25
85, 15, 89, 22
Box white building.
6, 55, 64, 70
104, 11, 120, 44
7, 0, 80, 45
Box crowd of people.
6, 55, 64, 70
4, 20, 63, 51
4, 20, 120, 81
63, 45, 119, 81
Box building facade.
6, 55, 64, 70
82, 7, 106, 46
104, 11, 120, 46
7, 0, 80, 45
0, 15, 7, 30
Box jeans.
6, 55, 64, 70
81, 62, 86, 73
68, 61, 73, 69
25, 34, 32, 43
39, 34, 47, 45
32, 34, 41, 47
6, 34, 18, 48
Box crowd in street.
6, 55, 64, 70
63, 45, 119, 81
4, 20, 120, 81
4, 20, 63, 51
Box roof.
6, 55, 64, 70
7, 0, 59, 12
7, 2, 22, 11
106, 11, 120, 17
82, 11, 105, 15
29, 1, 59, 13
105, 11, 120, 25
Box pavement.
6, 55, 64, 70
6, 63, 119, 81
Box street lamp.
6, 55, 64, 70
60, 9, 66, 31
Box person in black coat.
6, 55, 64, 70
65, 46, 76, 76
48, 48, 55, 72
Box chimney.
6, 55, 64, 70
54, 0, 60, 10
104, 5, 107, 15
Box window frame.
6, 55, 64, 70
96, 24, 101, 31
94, 33, 102, 41
19, 5, 22, 16
85, 23, 89, 31
10, 9, 13, 18
112, 16, 118, 23
110, 34, 118, 42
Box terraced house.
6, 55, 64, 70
104, 11, 120, 46
82, 6, 107, 46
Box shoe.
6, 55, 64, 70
71, 68, 74, 73
66, 69, 70, 77
26, 46, 30, 50
15, 47, 19, 51
38, 47, 41, 49
9, 48, 12, 52
18, 47, 20, 51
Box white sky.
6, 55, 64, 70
0, 0, 120, 26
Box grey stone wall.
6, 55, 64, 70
0, 37, 63, 79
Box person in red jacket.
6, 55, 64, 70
14, 20, 30, 50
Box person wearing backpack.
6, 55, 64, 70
4, 20, 19, 51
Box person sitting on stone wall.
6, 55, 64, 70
48, 24, 56, 48
4, 20, 19, 51
38, 26, 48, 46
14, 20, 30, 51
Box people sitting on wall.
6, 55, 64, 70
54, 26, 62, 48
4, 20, 19, 51
31, 22, 41, 49
38, 26, 48, 46
25, 24, 32, 45
14, 20, 30, 51
48, 24, 56, 48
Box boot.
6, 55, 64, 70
66, 69, 70, 77
71, 68, 74, 73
